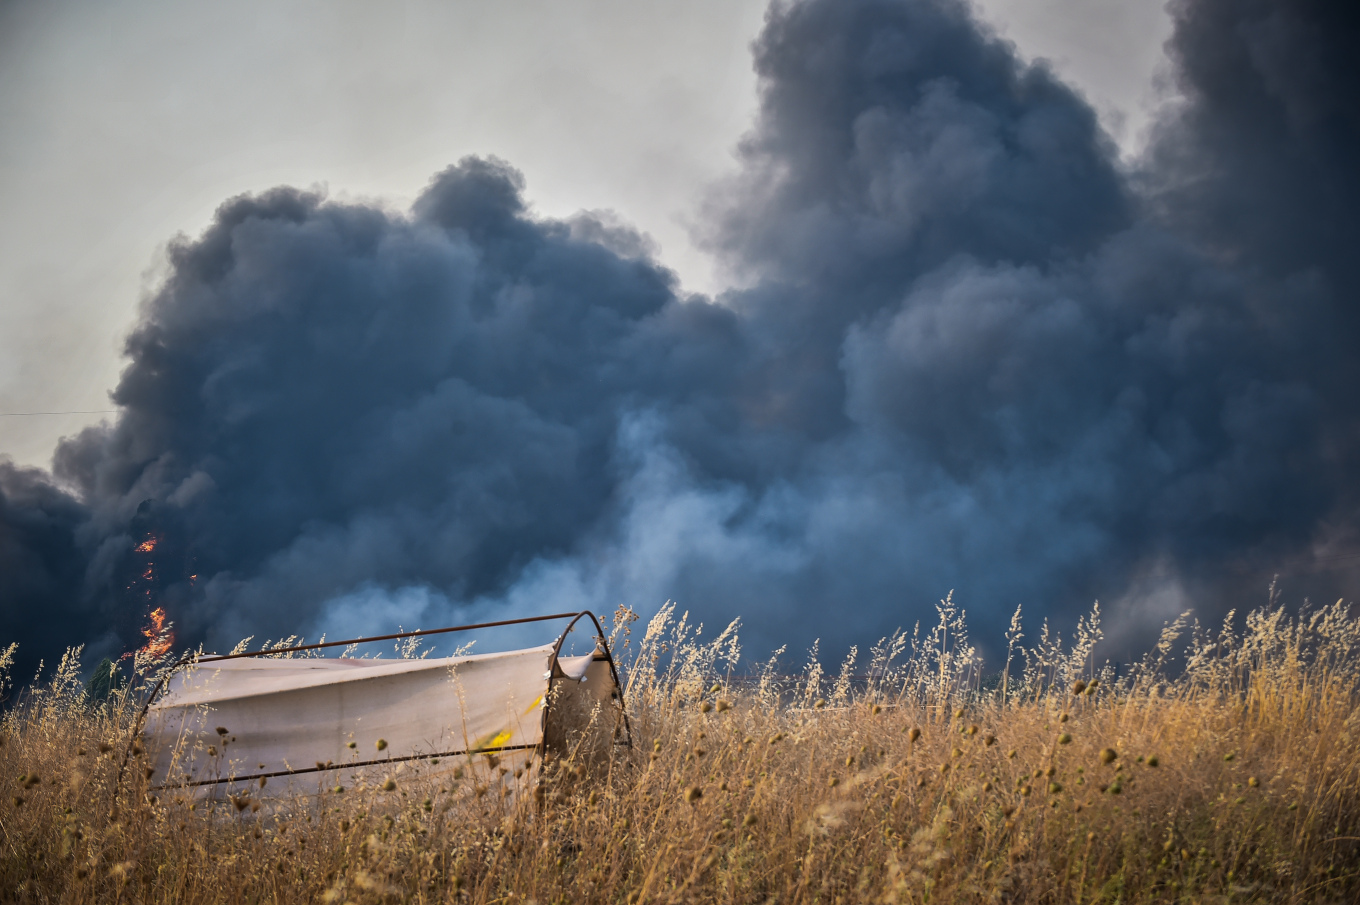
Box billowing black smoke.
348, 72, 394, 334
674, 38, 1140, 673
2, 0, 1356, 678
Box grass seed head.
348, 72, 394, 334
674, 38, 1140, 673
1058, 733, 1072, 744
684, 786, 702, 803
1072, 681, 1087, 695
1100, 748, 1118, 765
908, 727, 921, 742
381, 777, 397, 792
376, 738, 388, 751
699, 701, 712, 713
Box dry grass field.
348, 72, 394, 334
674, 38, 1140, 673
3, 595, 1360, 904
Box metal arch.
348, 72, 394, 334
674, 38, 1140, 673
539, 610, 634, 758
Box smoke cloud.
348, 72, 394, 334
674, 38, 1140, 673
2, 0, 1356, 677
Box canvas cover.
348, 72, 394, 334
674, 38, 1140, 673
141, 641, 623, 800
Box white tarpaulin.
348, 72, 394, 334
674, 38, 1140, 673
141, 638, 625, 799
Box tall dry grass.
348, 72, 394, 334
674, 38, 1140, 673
2, 596, 1360, 904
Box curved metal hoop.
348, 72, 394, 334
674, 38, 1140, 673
540, 611, 634, 758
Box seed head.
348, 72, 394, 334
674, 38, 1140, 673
1058, 733, 1072, 745
814, 699, 827, 709
1059, 713, 1069, 723
376, 739, 388, 752
828, 776, 839, 788
872, 704, 883, 715
347, 741, 356, 749
1048, 782, 1063, 794
1223, 753, 1235, 762
954, 708, 966, 720
684, 786, 702, 803
698, 701, 713, 713
908, 727, 921, 742
1248, 777, 1259, 787
1072, 681, 1087, 695
743, 813, 757, 826
381, 777, 397, 792
716, 700, 731, 712
984, 734, 996, 747
966, 725, 978, 736
1006, 749, 1017, 759
1020, 785, 1032, 797
1099, 748, 1117, 765
1146, 756, 1158, 767
215, 727, 229, 736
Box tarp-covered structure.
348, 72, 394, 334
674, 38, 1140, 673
136, 612, 627, 800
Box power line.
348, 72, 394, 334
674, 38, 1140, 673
0, 410, 118, 416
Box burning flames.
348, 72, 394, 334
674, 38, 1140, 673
123, 532, 174, 663
122, 606, 174, 662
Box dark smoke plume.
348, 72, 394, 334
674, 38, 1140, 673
1, 0, 1356, 679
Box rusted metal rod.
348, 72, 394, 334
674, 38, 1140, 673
196, 611, 585, 663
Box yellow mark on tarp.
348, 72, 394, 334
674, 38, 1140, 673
523, 694, 543, 716
470, 729, 514, 753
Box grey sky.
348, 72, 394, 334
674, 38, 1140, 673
0, 0, 1170, 471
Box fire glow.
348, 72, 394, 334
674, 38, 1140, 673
123, 532, 173, 661
123, 607, 173, 661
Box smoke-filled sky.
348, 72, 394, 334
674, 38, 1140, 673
2, 0, 1356, 678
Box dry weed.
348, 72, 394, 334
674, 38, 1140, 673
2, 598, 1359, 903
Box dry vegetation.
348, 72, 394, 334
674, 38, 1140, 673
3, 595, 1360, 904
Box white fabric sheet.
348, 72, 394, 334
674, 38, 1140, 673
142, 643, 610, 799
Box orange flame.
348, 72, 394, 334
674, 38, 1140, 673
123, 607, 174, 661
135, 536, 159, 553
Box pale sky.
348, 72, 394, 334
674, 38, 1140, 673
0, 0, 1172, 471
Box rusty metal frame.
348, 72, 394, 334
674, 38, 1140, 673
117, 610, 629, 794
539, 610, 634, 759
